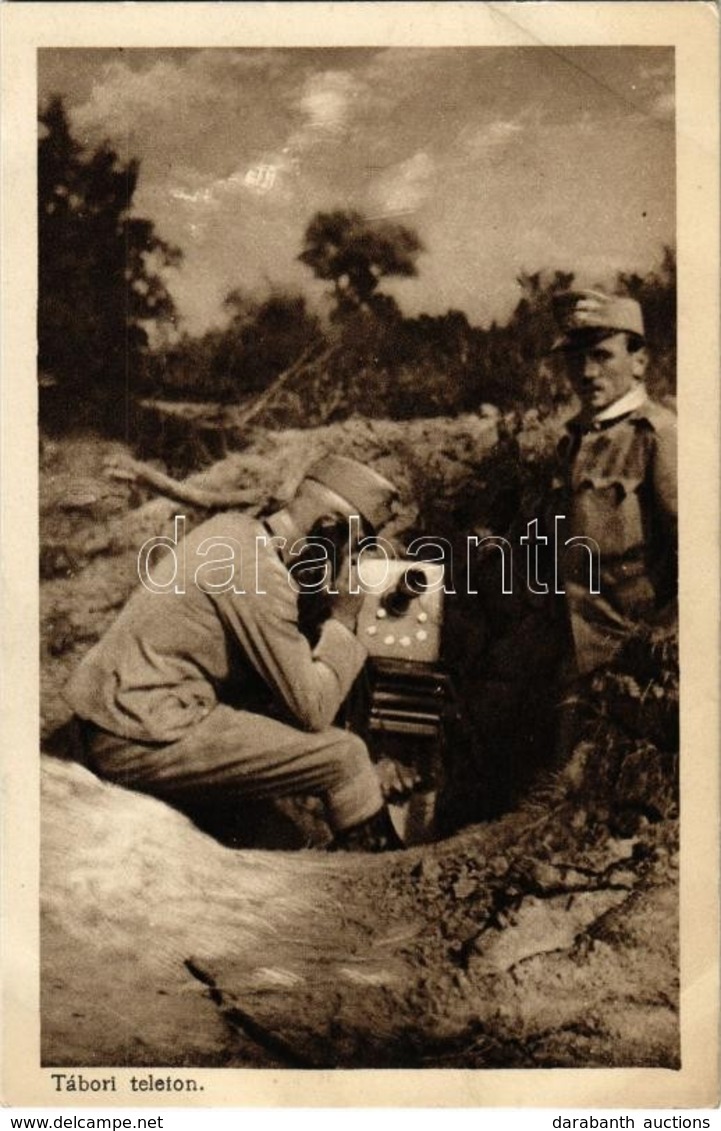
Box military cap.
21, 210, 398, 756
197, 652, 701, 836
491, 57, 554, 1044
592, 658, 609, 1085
551, 289, 645, 351
304, 455, 400, 532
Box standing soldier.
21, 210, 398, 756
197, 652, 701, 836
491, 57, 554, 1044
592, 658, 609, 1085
550, 289, 678, 678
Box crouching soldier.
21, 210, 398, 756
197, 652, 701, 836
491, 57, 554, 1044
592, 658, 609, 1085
64, 456, 405, 852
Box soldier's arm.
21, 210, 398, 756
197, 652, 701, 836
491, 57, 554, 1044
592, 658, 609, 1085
651, 413, 678, 522
650, 413, 678, 618
215, 549, 367, 732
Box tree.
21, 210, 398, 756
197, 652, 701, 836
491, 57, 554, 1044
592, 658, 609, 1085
38, 96, 182, 433
298, 210, 423, 321
212, 290, 322, 396
476, 268, 577, 410
616, 245, 676, 397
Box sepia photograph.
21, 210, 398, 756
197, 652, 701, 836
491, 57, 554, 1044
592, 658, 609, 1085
1, 0, 718, 1109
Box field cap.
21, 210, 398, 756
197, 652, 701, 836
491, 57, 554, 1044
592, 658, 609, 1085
551, 289, 645, 352
304, 455, 400, 532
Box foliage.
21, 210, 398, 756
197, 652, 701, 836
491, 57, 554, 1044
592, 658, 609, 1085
587, 625, 679, 753
148, 290, 324, 403
212, 291, 322, 396
37, 107, 677, 433
298, 210, 424, 321
334, 253, 677, 421
616, 245, 677, 399
145, 330, 224, 401
38, 97, 181, 434
151, 240, 676, 429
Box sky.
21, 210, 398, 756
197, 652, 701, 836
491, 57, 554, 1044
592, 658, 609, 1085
38, 46, 675, 336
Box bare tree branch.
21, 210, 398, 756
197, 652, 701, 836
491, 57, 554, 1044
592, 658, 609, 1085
233, 341, 335, 429
105, 456, 258, 510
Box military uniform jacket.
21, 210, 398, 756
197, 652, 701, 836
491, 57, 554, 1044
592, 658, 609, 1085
65, 512, 368, 743
553, 391, 677, 674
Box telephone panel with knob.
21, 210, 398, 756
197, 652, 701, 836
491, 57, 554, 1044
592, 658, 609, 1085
347, 557, 453, 845
355, 557, 444, 664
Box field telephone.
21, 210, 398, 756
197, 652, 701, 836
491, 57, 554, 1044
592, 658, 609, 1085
345, 556, 456, 844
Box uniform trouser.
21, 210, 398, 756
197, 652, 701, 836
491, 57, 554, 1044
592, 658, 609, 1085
81, 703, 383, 833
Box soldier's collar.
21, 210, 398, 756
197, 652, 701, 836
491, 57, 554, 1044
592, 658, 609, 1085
263, 509, 301, 563
565, 385, 650, 435
594, 383, 648, 423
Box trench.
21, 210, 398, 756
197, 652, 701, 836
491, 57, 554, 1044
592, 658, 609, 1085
39, 423, 680, 1068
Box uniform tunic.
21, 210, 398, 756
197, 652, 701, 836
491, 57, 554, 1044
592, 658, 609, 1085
554, 387, 677, 674
64, 511, 382, 830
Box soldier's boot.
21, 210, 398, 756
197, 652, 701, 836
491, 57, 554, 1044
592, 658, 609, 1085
329, 805, 404, 853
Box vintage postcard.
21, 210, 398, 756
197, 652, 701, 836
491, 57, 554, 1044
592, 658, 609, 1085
1, 0, 718, 1110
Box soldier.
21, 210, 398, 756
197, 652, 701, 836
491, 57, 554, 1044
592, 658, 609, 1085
64, 455, 404, 852
550, 289, 678, 677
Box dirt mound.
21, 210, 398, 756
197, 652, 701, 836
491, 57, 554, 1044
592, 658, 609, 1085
42, 747, 678, 1068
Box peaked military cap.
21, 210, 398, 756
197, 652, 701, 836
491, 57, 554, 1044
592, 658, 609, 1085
304, 455, 400, 532
552, 289, 645, 352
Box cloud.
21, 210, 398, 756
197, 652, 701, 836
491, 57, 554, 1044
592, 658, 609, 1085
70, 49, 313, 223
459, 117, 525, 157
281, 68, 367, 171
73, 58, 222, 146
360, 47, 467, 112
629, 52, 674, 122
70, 50, 292, 172
48, 47, 673, 335
368, 151, 436, 218
636, 58, 674, 84
164, 161, 299, 232
648, 90, 674, 121
298, 70, 357, 134
154, 63, 364, 209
